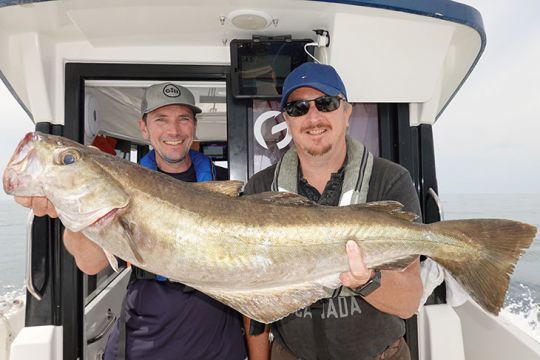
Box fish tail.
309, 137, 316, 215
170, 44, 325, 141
428, 219, 537, 314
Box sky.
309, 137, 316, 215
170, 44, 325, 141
0, 0, 539, 199
434, 0, 540, 195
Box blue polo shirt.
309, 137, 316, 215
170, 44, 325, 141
104, 150, 246, 360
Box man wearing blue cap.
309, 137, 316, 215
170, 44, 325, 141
243, 63, 423, 360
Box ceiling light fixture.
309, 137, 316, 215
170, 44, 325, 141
227, 9, 274, 31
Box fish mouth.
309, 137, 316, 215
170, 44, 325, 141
3, 132, 39, 195
61, 205, 125, 233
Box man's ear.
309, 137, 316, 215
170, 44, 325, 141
283, 112, 291, 126
138, 119, 149, 139
344, 102, 353, 128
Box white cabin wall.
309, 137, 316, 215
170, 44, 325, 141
0, 30, 31, 118
435, 23, 482, 120
8, 32, 57, 124
404, 22, 481, 125
329, 9, 454, 103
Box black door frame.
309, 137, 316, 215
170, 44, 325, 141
378, 103, 442, 360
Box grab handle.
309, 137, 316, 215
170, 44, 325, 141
427, 188, 444, 221
87, 309, 117, 345
25, 210, 43, 301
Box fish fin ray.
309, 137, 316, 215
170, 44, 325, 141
346, 201, 418, 222
192, 180, 244, 197
103, 248, 119, 272
119, 217, 145, 265
242, 192, 317, 207
429, 219, 536, 315
195, 276, 341, 323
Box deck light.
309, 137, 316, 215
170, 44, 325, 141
226, 10, 274, 31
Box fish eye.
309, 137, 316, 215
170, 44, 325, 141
56, 149, 80, 165
63, 153, 76, 165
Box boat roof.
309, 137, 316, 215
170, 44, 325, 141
0, 0, 485, 126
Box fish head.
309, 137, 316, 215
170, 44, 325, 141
3, 132, 130, 231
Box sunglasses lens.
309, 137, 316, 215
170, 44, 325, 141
285, 100, 310, 117
315, 96, 341, 112
284, 96, 342, 117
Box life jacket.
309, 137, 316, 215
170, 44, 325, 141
139, 149, 216, 182
272, 134, 374, 206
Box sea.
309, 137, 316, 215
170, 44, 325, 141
0, 194, 539, 343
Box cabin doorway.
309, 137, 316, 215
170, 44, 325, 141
29, 63, 234, 359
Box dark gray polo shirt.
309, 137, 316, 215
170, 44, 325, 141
243, 156, 421, 360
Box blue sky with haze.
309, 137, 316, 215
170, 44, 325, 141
434, 0, 540, 194
0, 0, 538, 198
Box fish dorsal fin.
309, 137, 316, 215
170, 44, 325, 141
192, 180, 244, 197
243, 192, 317, 207
347, 201, 418, 222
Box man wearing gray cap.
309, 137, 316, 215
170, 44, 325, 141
14, 82, 246, 360
137, 83, 227, 179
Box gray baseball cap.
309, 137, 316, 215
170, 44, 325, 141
141, 82, 202, 116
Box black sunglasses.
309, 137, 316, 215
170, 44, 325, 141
284, 95, 345, 117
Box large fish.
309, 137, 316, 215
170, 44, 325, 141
3, 132, 537, 322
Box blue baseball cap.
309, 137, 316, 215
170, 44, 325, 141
280, 63, 347, 110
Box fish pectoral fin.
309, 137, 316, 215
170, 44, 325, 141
347, 201, 418, 222
119, 217, 145, 265
192, 180, 244, 197
196, 276, 341, 324
103, 248, 120, 272
242, 192, 316, 207
377, 255, 418, 271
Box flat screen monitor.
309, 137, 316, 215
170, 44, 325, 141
230, 39, 313, 98
199, 142, 227, 162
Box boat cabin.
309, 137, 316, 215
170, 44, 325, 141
1, 1, 539, 359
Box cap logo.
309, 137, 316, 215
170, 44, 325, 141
163, 84, 181, 98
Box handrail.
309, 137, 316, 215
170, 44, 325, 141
87, 309, 117, 345
25, 210, 42, 301
427, 188, 444, 221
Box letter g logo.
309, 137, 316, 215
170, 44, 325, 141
254, 111, 292, 150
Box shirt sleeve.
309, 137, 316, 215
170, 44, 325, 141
367, 158, 422, 221
242, 165, 276, 196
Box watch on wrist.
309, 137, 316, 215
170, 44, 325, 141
352, 270, 381, 296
